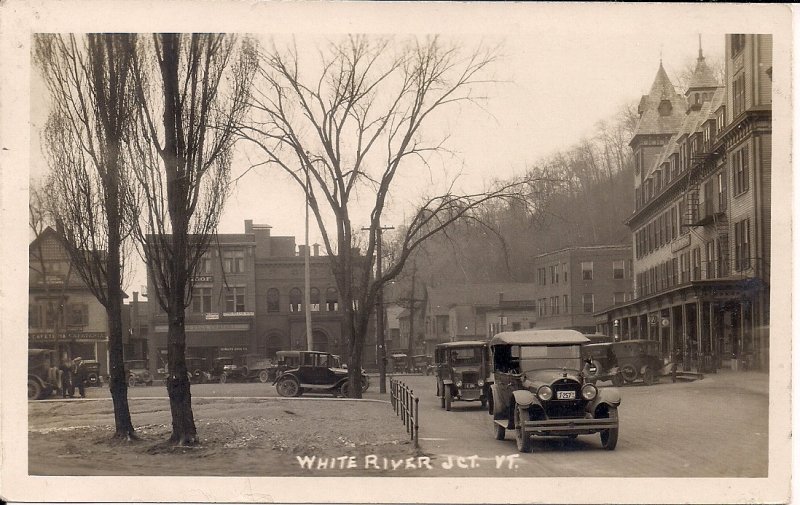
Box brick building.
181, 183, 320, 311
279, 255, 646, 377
596, 35, 771, 371
28, 227, 110, 373
533, 245, 633, 333
147, 220, 369, 372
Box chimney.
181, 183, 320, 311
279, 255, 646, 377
298, 244, 307, 257
313, 243, 320, 256
244, 219, 253, 234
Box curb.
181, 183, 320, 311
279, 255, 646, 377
32, 396, 391, 404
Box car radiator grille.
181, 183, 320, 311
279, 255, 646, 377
461, 371, 479, 386
546, 379, 585, 418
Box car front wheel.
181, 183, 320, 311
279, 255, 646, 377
128, 376, 136, 388
620, 364, 638, 383
258, 370, 270, 383
601, 407, 619, 450
514, 407, 532, 453
276, 377, 300, 397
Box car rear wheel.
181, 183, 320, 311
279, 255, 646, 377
276, 377, 300, 397
195, 370, 205, 384
340, 381, 350, 397
620, 364, 638, 383
444, 386, 452, 411
28, 378, 42, 400
258, 370, 270, 383
601, 407, 619, 450
87, 373, 99, 386
219, 372, 228, 384
128, 376, 136, 388
514, 407, 532, 453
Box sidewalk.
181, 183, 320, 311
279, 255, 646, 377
695, 368, 770, 395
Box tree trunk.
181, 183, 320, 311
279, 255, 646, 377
166, 299, 197, 444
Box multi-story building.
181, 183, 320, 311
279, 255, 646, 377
122, 291, 149, 362
147, 220, 369, 372
28, 227, 110, 373
596, 35, 771, 371
533, 245, 633, 333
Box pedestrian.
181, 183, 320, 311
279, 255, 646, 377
59, 354, 72, 398
71, 357, 86, 398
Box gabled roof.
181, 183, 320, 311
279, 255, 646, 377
632, 62, 687, 139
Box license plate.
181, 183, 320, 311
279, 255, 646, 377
556, 390, 576, 400
462, 383, 475, 389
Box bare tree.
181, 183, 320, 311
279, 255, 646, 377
126, 33, 256, 445
238, 35, 538, 397
35, 34, 138, 439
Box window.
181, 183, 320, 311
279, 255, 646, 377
582, 294, 594, 314
613, 260, 625, 279
706, 241, 715, 279
29, 304, 41, 328
45, 302, 63, 328
734, 218, 752, 271
691, 248, 701, 281
266, 288, 280, 313
671, 207, 678, 239
223, 249, 245, 273
718, 171, 728, 212
549, 265, 557, 284
225, 287, 246, 312
191, 287, 212, 313
537, 267, 546, 285
550, 296, 559, 315
289, 287, 302, 312
310, 287, 320, 312
198, 255, 213, 274
733, 146, 750, 196
613, 292, 625, 305
732, 73, 746, 117
562, 295, 569, 314
511, 322, 521, 331
562, 263, 568, 283
581, 262, 593, 280
703, 180, 715, 219
326, 287, 339, 312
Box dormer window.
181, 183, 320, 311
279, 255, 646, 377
658, 99, 672, 116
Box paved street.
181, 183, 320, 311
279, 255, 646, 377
60, 369, 769, 477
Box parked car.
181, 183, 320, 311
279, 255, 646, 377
265, 350, 302, 381
489, 329, 621, 452
273, 351, 360, 397
608, 339, 664, 385
434, 341, 492, 411
185, 357, 211, 383
411, 354, 433, 374
125, 360, 154, 387
28, 348, 60, 400
390, 353, 409, 373
332, 354, 370, 393
211, 354, 273, 383
581, 342, 624, 386
78, 359, 102, 387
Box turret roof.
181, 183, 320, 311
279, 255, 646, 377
632, 62, 687, 138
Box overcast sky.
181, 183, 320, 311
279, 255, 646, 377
24, 4, 760, 296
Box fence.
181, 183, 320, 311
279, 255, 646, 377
389, 378, 419, 448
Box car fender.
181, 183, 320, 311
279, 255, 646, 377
491, 384, 507, 420
272, 372, 300, 386
511, 389, 536, 408
588, 387, 622, 411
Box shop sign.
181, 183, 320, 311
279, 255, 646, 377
194, 275, 214, 283
154, 323, 250, 333
29, 331, 107, 342
222, 312, 255, 317
205, 312, 220, 320
220, 346, 248, 352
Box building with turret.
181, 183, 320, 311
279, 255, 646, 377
595, 35, 771, 372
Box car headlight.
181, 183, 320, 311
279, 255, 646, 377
478, 380, 484, 387
537, 385, 553, 401
581, 384, 598, 400
456, 380, 463, 387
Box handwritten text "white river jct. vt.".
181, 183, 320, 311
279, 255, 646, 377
296, 454, 521, 470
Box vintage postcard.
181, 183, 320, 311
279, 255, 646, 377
0, 1, 793, 504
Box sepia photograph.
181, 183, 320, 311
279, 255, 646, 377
0, 1, 793, 503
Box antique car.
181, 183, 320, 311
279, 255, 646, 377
211, 356, 246, 383
332, 354, 370, 392
273, 351, 362, 397
125, 359, 154, 387
489, 329, 621, 452
28, 348, 59, 400
581, 342, 624, 386
610, 339, 664, 385
265, 350, 303, 381
78, 359, 102, 387
389, 353, 409, 373
411, 354, 433, 374
185, 357, 211, 383
434, 341, 492, 411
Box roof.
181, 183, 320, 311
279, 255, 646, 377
686, 51, 719, 91
435, 340, 488, 349
426, 283, 538, 315
489, 329, 589, 346
632, 62, 687, 139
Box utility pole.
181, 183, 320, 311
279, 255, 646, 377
364, 223, 393, 393
303, 159, 313, 351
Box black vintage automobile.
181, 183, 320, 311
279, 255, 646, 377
434, 341, 492, 411
79, 359, 102, 387
581, 342, 624, 387
126, 360, 154, 387
489, 330, 621, 452
28, 348, 60, 400
610, 339, 664, 385
273, 351, 365, 397
185, 357, 211, 383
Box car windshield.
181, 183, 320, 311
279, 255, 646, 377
449, 347, 481, 365
518, 345, 582, 372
